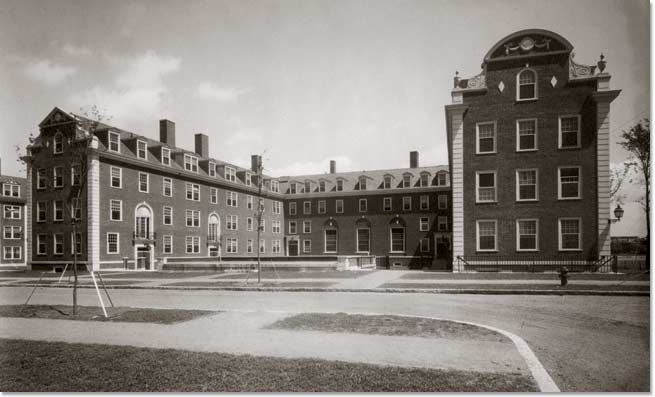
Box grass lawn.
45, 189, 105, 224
13, 279, 144, 286
97, 271, 215, 279
162, 281, 337, 288
217, 270, 372, 279
0, 339, 536, 392
379, 283, 651, 291
0, 305, 216, 324
0, 271, 90, 279
401, 272, 651, 281
266, 313, 508, 342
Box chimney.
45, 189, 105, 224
410, 151, 419, 168
194, 133, 209, 158
159, 119, 176, 147
251, 154, 262, 173
329, 160, 336, 174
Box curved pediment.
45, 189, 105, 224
483, 29, 573, 63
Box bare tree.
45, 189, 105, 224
609, 161, 632, 204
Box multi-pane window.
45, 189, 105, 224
559, 167, 581, 199
290, 182, 297, 194
247, 195, 254, 210
53, 201, 64, 221
137, 140, 147, 159
438, 195, 448, 209
109, 200, 122, 221
139, 172, 149, 193
477, 220, 497, 251
437, 172, 447, 186
163, 235, 173, 254
108, 132, 120, 152
357, 228, 370, 253
185, 183, 200, 201
186, 236, 200, 254
3, 183, 19, 197
210, 188, 218, 204
247, 217, 254, 231
53, 166, 64, 187
184, 154, 199, 173
163, 206, 173, 225
4, 246, 21, 260
186, 210, 200, 227
4, 205, 21, 219
559, 115, 581, 148
37, 234, 47, 255
227, 191, 238, 207
319, 181, 326, 192
163, 177, 172, 197
226, 238, 238, 253
476, 122, 496, 154
476, 171, 496, 202
304, 181, 311, 193
272, 240, 281, 253
517, 119, 537, 151
227, 215, 238, 230
383, 197, 392, 211
245, 172, 252, 186
289, 202, 296, 215
71, 164, 81, 186
225, 167, 236, 182
517, 219, 538, 251
420, 195, 429, 210
420, 173, 429, 187
390, 228, 405, 252
110, 167, 122, 188
209, 162, 216, 177
259, 239, 266, 253
402, 196, 411, 211
420, 238, 430, 253
70, 198, 82, 220
53, 233, 64, 255
325, 230, 337, 253
419, 217, 429, 231
383, 176, 392, 189
438, 216, 448, 231
318, 200, 326, 214
403, 175, 411, 188
303, 201, 311, 215
516, 169, 538, 201
107, 233, 120, 254
270, 180, 279, 193
37, 202, 46, 222
559, 218, 581, 250
335, 200, 344, 214
4, 226, 21, 239
53, 133, 64, 154
272, 220, 281, 233
359, 176, 367, 190
37, 169, 46, 189
336, 179, 343, 192
247, 239, 254, 254
161, 147, 171, 166
517, 69, 537, 100
359, 199, 367, 213
303, 220, 311, 234
289, 221, 297, 234
273, 201, 281, 214
71, 233, 82, 255
303, 239, 311, 253
260, 219, 266, 232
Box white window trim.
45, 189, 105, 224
383, 197, 392, 212
36, 202, 46, 223
419, 173, 430, 187
475, 121, 497, 154
184, 154, 199, 173
4, 205, 21, 220
558, 166, 582, 200
303, 220, 311, 234
476, 170, 497, 203
516, 218, 539, 252
163, 177, 173, 197
359, 199, 367, 213
247, 217, 254, 231
303, 201, 311, 215
303, 239, 312, 253
210, 187, 218, 204
438, 195, 448, 210
136, 139, 148, 160
37, 169, 46, 190
161, 147, 171, 166
289, 202, 297, 215
53, 233, 64, 256
437, 172, 448, 186
516, 68, 538, 101
162, 235, 173, 254
335, 200, 344, 214
402, 197, 412, 211
4, 226, 22, 240
163, 206, 173, 225
53, 201, 64, 221
419, 217, 429, 232
324, 229, 338, 253
389, 227, 405, 253
138, 172, 149, 193
3, 246, 21, 260
110, 166, 122, 189
558, 217, 583, 251
288, 221, 297, 235
53, 132, 64, 154
225, 166, 236, 182
515, 168, 539, 202
437, 216, 448, 231
108, 132, 121, 153
53, 166, 64, 188
36, 234, 47, 255
318, 200, 326, 214
356, 228, 370, 254
558, 115, 582, 149
209, 161, 216, 177
420, 238, 430, 253
109, 200, 122, 221
420, 195, 429, 210
516, 118, 538, 152
476, 220, 498, 252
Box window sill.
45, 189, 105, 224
559, 249, 583, 252
516, 199, 539, 202
558, 197, 582, 201
558, 146, 581, 150
516, 98, 538, 103
475, 152, 497, 156
516, 249, 539, 252
475, 201, 497, 204
516, 149, 538, 153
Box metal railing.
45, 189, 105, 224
455, 255, 618, 273
132, 231, 157, 241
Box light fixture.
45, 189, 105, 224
608, 204, 624, 224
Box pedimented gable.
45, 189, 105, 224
39, 107, 77, 128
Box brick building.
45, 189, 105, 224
0, 161, 27, 268
445, 29, 620, 268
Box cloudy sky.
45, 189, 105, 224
0, 0, 649, 236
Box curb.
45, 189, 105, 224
1, 283, 649, 296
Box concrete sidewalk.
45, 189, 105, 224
0, 310, 529, 376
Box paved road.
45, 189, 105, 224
0, 287, 649, 392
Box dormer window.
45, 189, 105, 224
108, 132, 120, 153
137, 140, 147, 160
403, 175, 411, 188
336, 179, 343, 192
53, 132, 64, 154
304, 181, 311, 193
420, 173, 430, 187
517, 69, 537, 101
319, 181, 326, 192
245, 172, 252, 186
161, 147, 171, 166
270, 180, 279, 193
359, 176, 367, 190
290, 182, 297, 194
225, 167, 236, 182
184, 154, 198, 173
437, 172, 448, 186
383, 176, 392, 189
209, 162, 216, 177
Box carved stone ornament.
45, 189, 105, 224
466, 72, 486, 89
498, 81, 505, 92
504, 36, 552, 55
550, 76, 558, 87
569, 52, 597, 78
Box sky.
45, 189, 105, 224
0, 0, 649, 236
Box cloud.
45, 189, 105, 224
69, 50, 180, 124
62, 44, 92, 57
24, 59, 76, 86
195, 81, 249, 102
267, 155, 359, 177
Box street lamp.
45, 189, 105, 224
609, 204, 624, 224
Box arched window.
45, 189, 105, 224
517, 69, 537, 100
135, 205, 153, 239
53, 132, 64, 154
208, 214, 220, 243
